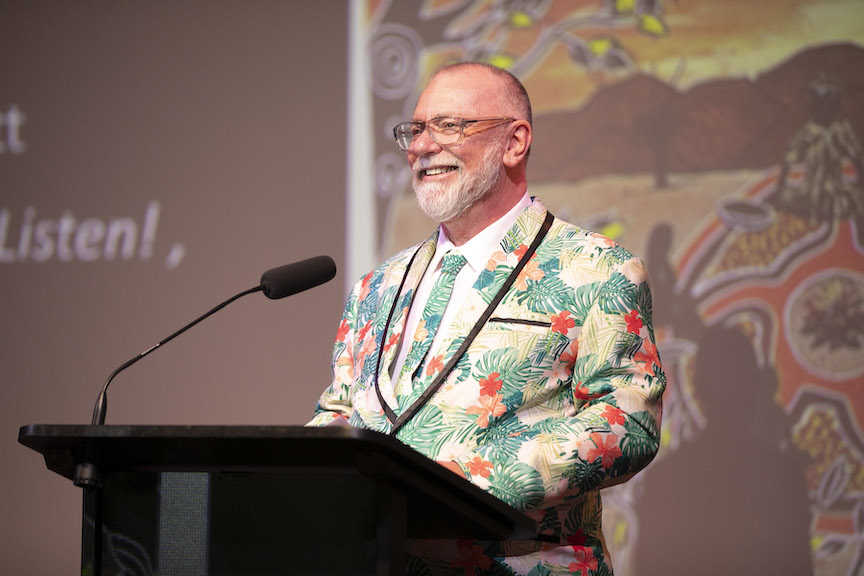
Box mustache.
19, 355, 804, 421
412, 153, 464, 173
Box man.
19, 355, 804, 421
309, 62, 665, 575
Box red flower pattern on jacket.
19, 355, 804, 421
634, 340, 660, 376
558, 340, 580, 377
358, 272, 373, 301
466, 456, 493, 478
425, 354, 444, 376
514, 258, 545, 290
551, 310, 575, 334
624, 309, 643, 334
383, 332, 400, 354
479, 372, 503, 396
569, 547, 598, 576
335, 319, 350, 343
574, 382, 590, 401
466, 394, 506, 428
357, 321, 372, 342
586, 431, 622, 469
566, 529, 588, 548
601, 404, 627, 425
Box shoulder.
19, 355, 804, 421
523, 198, 633, 260
554, 218, 636, 261
536, 208, 646, 284
350, 231, 437, 291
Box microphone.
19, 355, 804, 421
72, 256, 336, 488
260, 255, 337, 299
88, 256, 337, 427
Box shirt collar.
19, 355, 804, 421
435, 192, 532, 273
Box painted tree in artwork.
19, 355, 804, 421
772, 76, 864, 223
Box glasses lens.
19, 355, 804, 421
394, 122, 420, 150
428, 117, 462, 145
393, 117, 467, 150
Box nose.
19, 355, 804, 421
409, 126, 442, 157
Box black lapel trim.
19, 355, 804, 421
373, 245, 424, 425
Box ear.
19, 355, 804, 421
502, 121, 532, 168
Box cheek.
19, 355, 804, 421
458, 149, 482, 169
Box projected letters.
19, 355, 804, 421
0, 104, 25, 155
0, 202, 161, 263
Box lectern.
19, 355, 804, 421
19, 425, 537, 576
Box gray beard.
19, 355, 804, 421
412, 142, 505, 223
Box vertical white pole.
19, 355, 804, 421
345, 0, 377, 293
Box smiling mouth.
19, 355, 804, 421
419, 166, 458, 178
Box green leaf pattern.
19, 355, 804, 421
308, 201, 666, 575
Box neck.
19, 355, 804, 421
441, 179, 526, 246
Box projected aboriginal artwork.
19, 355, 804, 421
360, 1, 864, 575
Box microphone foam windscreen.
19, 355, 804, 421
260, 256, 337, 299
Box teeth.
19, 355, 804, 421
423, 166, 456, 176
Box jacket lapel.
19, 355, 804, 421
373, 231, 439, 409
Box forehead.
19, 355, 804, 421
413, 68, 504, 120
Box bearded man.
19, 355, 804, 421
308, 61, 665, 575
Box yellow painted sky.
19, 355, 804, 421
502, 0, 864, 112
370, 0, 864, 114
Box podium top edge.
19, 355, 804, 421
19, 424, 376, 442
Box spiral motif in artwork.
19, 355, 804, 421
375, 151, 411, 198
369, 23, 422, 100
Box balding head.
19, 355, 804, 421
430, 62, 533, 128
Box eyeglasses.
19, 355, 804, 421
392, 116, 515, 151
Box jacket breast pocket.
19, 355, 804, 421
469, 316, 562, 371
488, 316, 551, 335
472, 314, 579, 385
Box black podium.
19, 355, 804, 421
19, 424, 537, 576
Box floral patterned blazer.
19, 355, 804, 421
309, 199, 665, 575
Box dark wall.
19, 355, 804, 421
1, 2, 348, 573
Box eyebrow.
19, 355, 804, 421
411, 114, 462, 122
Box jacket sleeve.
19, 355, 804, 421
306, 280, 360, 427
453, 257, 666, 513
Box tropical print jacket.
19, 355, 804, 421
309, 200, 666, 575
